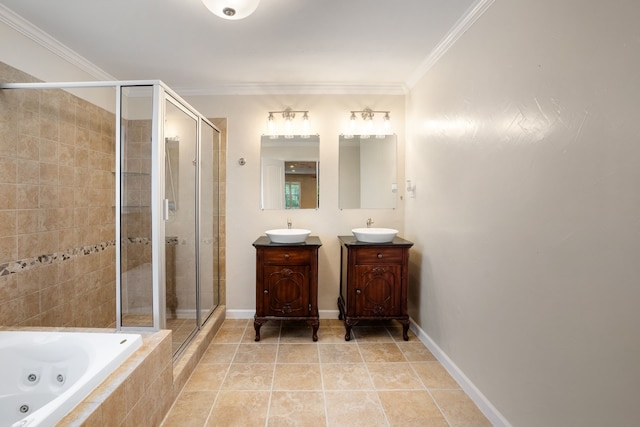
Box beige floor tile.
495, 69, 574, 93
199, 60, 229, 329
273, 363, 322, 390
359, 343, 406, 363
213, 326, 246, 343
378, 390, 449, 427
320, 318, 344, 327
206, 390, 270, 427
387, 326, 417, 342
316, 326, 351, 343
200, 343, 238, 364
279, 323, 318, 343
183, 364, 228, 392
162, 321, 493, 427
321, 363, 374, 390
268, 391, 326, 427
244, 323, 280, 343
412, 362, 460, 389
325, 391, 388, 427
277, 343, 319, 363
232, 343, 278, 363
318, 343, 363, 364
367, 363, 424, 390
352, 326, 394, 343
396, 342, 437, 362
221, 319, 250, 328
161, 391, 216, 427
431, 389, 492, 427
222, 364, 275, 390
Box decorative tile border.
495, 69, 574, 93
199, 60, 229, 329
0, 236, 178, 277
0, 240, 116, 277
0, 236, 181, 277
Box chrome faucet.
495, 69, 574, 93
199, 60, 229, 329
287, 218, 292, 229
366, 218, 374, 228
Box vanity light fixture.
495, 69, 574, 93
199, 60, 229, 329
267, 108, 311, 139
348, 108, 392, 138
201, 0, 260, 20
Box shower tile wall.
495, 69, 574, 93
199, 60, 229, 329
0, 62, 117, 328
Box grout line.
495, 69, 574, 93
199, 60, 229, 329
202, 321, 244, 426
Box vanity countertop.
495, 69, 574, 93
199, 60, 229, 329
338, 235, 413, 247
253, 236, 322, 247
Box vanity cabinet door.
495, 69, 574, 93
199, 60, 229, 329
262, 265, 310, 317
353, 264, 402, 317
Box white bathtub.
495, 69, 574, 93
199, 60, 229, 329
0, 331, 142, 427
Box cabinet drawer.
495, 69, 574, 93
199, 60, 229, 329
354, 247, 404, 264
262, 248, 312, 264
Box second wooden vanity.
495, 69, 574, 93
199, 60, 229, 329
338, 235, 413, 341
253, 236, 322, 341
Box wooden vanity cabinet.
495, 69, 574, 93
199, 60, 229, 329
253, 236, 322, 341
338, 235, 413, 341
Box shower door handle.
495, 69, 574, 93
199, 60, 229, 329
163, 199, 170, 221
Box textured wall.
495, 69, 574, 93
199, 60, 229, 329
405, 0, 640, 425
0, 62, 116, 327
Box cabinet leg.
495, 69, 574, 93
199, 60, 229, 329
344, 319, 357, 341
400, 320, 410, 341
308, 319, 319, 342
254, 319, 266, 342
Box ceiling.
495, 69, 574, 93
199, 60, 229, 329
0, 0, 481, 95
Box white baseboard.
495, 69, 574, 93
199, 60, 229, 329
225, 309, 340, 319
409, 319, 511, 427
225, 309, 254, 319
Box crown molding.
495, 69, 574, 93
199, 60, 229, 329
1, 0, 489, 96
406, 0, 495, 88
175, 83, 408, 97
0, 4, 115, 81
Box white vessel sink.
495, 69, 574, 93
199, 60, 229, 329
352, 228, 398, 243
266, 229, 311, 244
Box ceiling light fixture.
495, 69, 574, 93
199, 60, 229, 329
201, 0, 260, 20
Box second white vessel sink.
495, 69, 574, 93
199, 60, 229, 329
266, 229, 311, 244
352, 228, 398, 243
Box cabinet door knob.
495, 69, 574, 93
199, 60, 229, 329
377, 253, 383, 259
356, 289, 361, 294
284, 253, 290, 259
264, 289, 269, 294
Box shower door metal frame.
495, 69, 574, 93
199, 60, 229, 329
0, 79, 220, 333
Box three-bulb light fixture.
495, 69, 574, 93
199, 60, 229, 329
267, 108, 310, 139
201, 0, 260, 20
344, 108, 392, 139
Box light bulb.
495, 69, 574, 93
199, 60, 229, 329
284, 118, 293, 138
301, 112, 310, 138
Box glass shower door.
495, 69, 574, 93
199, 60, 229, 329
199, 120, 220, 324
164, 97, 198, 353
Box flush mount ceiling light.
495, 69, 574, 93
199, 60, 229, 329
202, 0, 260, 20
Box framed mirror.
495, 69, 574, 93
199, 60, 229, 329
261, 135, 319, 209
339, 134, 397, 209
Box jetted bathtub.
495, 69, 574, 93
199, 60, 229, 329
0, 331, 142, 427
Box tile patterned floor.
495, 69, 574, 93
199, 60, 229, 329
160, 319, 492, 427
